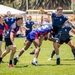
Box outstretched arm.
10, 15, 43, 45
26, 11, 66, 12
39, 7, 51, 16
71, 28, 75, 34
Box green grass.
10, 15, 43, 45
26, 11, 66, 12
0, 37, 75, 75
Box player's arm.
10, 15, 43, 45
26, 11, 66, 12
67, 20, 75, 29
24, 24, 30, 30
33, 24, 36, 28
39, 7, 51, 16
70, 28, 75, 34
19, 26, 22, 32
4, 23, 9, 31
47, 32, 55, 42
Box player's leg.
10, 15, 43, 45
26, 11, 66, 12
48, 50, 55, 60
14, 40, 32, 65
2, 48, 10, 58
8, 45, 16, 67
54, 42, 61, 65
24, 31, 28, 45
30, 42, 36, 55
32, 39, 40, 66
48, 41, 60, 61
0, 41, 2, 63
67, 40, 75, 59
0, 47, 10, 63
30, 37, 43, 55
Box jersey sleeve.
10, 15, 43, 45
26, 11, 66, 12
4, 23, 9, 31
51, 12, 55, 18
63, 15, 68, 22
68, 26, 72, 31
32, 21, 34, 25
11, 23, 16, 33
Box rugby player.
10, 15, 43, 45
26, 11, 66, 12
0, 15, 23, 67
14, 25, 53, 66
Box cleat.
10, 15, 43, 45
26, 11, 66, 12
8, 64, 14, 68
56, 58, 60, 65
30, 51, 35, 55
48, 57, 52, 61
14, 58, 18, 65
32, 61, 38, 66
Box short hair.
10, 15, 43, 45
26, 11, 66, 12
57, 6, 63, 11
15, 15, 23, 21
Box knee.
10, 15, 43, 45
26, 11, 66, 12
12, 49, 16, 53
6, 50, 10, 53
37, 46, 40, 50
12, 47, 16, 53
70, 44, 75, 49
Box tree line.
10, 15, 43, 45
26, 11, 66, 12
0, 0, 71, 10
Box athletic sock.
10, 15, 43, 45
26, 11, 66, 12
33, 57, 37, 62
16, 55, 19, 60
51, 50, 55, 58
56, 55, 60, 59
9, 60, 12, 64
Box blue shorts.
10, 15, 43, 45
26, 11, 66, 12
0, 35, 3, 41
27, 31, 38, 42
26, 31, 31, 37
5, 38, 13, 46
59, 38, 71, 44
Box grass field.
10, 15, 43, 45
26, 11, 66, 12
0, 37, 75, 75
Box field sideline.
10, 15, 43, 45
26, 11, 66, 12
0, 37, 75, 75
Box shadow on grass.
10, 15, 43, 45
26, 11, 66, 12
38, 63, 75, 66
51, 59, 75, 61
15, 65, 28, 68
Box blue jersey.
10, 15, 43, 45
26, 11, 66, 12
52, 12, 68, 28
4, 17, 15, 29
25, 20, 34, 32
55, 24, 72, 41
35, 25, 52, 36
27, 25, 52, 42
5, 22, 20, 38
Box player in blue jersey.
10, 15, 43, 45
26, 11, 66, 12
4, 11, 15, 29
40, 6, 75, 64
4, 11, 16, 56
14, 25, 53, 66
25, 16, 35, 37
48, 24, 75, 65
0, 15, 23, 67
0, 14, 8, 63
24, 16, 35, 49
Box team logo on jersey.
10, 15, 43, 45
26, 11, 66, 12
65, 29, 67, 32
60, 18, 62, 21
31, 23, 34, 25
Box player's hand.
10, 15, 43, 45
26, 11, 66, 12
39, 7, 44, 12
26, 28, 30, 30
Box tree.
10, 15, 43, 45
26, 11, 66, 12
3, 0, 72, 10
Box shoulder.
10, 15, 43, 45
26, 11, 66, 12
11, 23, 16, 29
4, 17, 8, 20
62, 14, 67, 18
65, 24, 72, 29
52, 12, 56, 15
31, 21, 34, 24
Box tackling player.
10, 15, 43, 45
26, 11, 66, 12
14, 25, 53, 66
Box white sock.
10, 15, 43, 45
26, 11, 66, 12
56, 55, 60, 59
33, 57, 37, 62
16, 55, 19, 60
